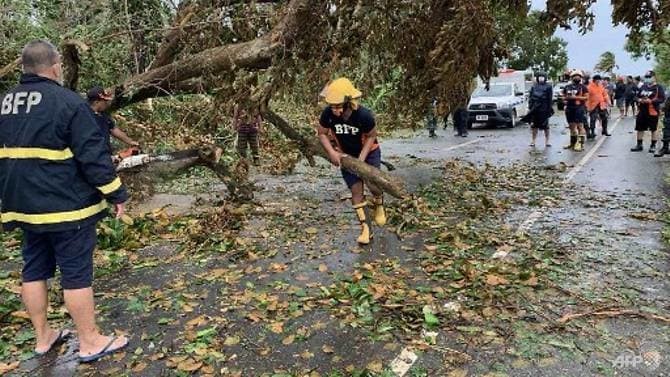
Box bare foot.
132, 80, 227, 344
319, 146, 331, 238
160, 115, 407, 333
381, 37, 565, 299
79, 334, 129, 358
34, 328, 60, 353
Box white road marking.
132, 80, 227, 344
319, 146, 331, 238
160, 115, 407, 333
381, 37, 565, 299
563, 118, 622, 183
513, 117, 623, 236
390, 347, 419, 376
395, 118, 625, 369
442, 138, 481, 152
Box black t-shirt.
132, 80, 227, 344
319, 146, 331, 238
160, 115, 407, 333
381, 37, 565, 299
320, 106, 377, 156
92, 111, 116, 153
614, 83, 626, 99
562, 83, 588, 108
637, 83, 666, 116
624, 83, 638, 99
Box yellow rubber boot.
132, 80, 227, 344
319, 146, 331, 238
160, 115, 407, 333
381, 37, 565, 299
573, 135, 585, 152
371, 196, 387, 226
353, 202, 371, 245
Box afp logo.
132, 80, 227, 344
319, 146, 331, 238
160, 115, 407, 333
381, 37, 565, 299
1, 91, 43, 115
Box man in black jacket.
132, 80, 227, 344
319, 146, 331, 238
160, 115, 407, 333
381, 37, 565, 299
0, 40, 128, 362
525, 71, 553, 147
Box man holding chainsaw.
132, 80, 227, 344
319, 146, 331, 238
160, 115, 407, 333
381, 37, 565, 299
87, 86, 139, 161
318, 77, 386, 246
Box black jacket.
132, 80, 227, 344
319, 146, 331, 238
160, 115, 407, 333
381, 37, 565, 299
614, 82, 626, 100
528, 83, 553, 113
0, 74, 128, 232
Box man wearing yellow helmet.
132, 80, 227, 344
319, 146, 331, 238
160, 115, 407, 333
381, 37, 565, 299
317, 77, 385, 245
562, 70, 589, 151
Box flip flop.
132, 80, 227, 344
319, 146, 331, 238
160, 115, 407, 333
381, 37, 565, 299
79, 336, 129, 363
34, 329, 72, 356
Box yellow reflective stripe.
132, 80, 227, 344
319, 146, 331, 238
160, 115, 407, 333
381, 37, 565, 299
97, 177, 122, 195
1, 200, 107, 225
0, 147, 74, 160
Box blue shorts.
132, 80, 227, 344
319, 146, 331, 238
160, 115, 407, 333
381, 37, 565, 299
21, 225, 97, 289
341, 148, 381, 188
565, 106, 586, 124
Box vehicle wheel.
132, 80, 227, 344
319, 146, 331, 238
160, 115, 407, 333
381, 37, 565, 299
467, 121, 473, 129
557, 102, 564, 111
507, 110, 517, 128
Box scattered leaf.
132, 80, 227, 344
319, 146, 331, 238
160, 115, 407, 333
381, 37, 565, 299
282, 335, 295, 345
224, 336, 240, 346
177, 358, 203, 372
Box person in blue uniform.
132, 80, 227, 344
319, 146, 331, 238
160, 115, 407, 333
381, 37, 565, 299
0, 40, 129, 363
317, 77, 386, 245
87, 86, 139, 158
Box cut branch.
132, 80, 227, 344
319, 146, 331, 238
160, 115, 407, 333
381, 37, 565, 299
262, 109, 408, 199
118, 147, 254, 201
558, 309, 670, 324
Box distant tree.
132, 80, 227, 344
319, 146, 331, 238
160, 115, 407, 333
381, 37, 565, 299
506, 12, 569, 80
594, 51, 618, 74
624, 31, 670, 85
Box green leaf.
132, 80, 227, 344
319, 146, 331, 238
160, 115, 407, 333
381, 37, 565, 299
422, 306, 439, 327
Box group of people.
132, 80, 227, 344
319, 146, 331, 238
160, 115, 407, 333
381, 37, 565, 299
0, 39, 385, 365
613, 75, 650, 117
3, 38, 669, 368
525, 69, 668, 155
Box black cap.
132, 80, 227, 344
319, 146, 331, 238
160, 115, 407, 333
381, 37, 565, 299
86, 86, 113, 101
592, 74, 602, 80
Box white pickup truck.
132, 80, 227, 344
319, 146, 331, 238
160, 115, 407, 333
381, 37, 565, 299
467, 82, 527, 128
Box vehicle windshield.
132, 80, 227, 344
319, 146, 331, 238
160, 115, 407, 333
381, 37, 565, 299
473, 85, 512, 97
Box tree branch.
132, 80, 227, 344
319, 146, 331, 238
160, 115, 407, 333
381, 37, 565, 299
262, 109, 408, 199
0, 58, 21, 80
110, 0, 310, 109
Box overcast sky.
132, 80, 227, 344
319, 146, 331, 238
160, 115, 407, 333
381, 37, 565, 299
530, 0, 653, 75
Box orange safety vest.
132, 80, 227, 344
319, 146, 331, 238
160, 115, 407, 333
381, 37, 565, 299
586, 82, 609, 111
641, 86, 661, 116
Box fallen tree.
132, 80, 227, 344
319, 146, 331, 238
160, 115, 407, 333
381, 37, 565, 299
5, 0, 664, 201
262, 109, 408, 199
97, 0, 410, 200
117, 147, 254, 201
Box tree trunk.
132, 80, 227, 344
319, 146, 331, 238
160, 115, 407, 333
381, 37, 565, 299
118, 147, 254, 201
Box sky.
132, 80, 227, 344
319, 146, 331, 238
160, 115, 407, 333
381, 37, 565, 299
530, 0, 653, 75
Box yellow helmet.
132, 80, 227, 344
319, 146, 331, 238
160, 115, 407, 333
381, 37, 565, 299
321, 77, 362, 105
